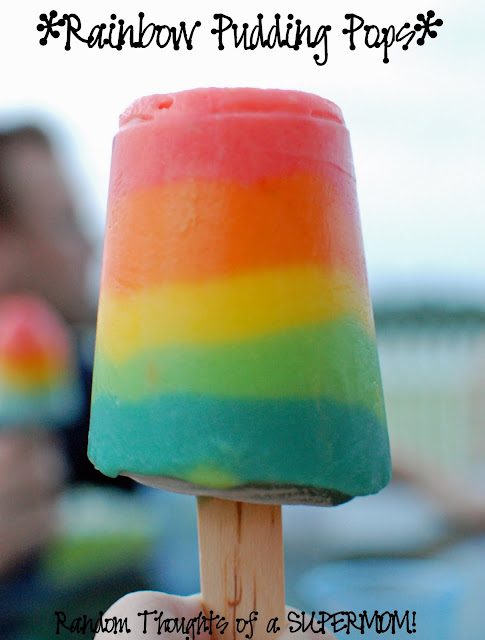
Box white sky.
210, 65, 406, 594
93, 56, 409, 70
1, 0, 484, 303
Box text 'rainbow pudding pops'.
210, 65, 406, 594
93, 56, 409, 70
0, 294, 80, 428
88, 88, 391, 506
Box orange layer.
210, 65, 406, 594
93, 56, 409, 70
0, 349, 68, 369
109, 90, 353, 200
102, 172, 367, 292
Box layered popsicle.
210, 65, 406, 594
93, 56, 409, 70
88, 88, 391, 505
0, 294, 80, 428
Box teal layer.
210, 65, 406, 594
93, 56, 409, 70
0, 382, 82, 429
93, 319, 385, 424
88, 393, 391, 498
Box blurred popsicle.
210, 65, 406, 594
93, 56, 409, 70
0, 294, 81, 428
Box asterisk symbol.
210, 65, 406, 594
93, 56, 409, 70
414, 10, 443, 46
37, 10, 66, 45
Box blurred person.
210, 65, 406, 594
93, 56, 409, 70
0, 124, 130, 485
0, 123, 135, 638
0, 124, 91, 578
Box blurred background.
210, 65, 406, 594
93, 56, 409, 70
1, 0, 484, 638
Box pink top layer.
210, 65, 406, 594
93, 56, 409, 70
109, 88, 355, 202
120, 88, 345, 127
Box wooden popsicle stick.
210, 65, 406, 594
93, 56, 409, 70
197, 497, 286, 640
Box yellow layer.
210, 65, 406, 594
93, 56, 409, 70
96, 265, 374, 363
0, 360, 63, 389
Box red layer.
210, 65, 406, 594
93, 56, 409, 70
108, 88, 354, 204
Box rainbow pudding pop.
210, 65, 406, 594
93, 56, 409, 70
0, 294, 80, 428
88, 88, 391, 506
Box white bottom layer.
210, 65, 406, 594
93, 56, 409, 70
125, 473, 351, 506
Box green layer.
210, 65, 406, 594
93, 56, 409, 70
88, 392, 391, 499
93, 317, 385, 423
